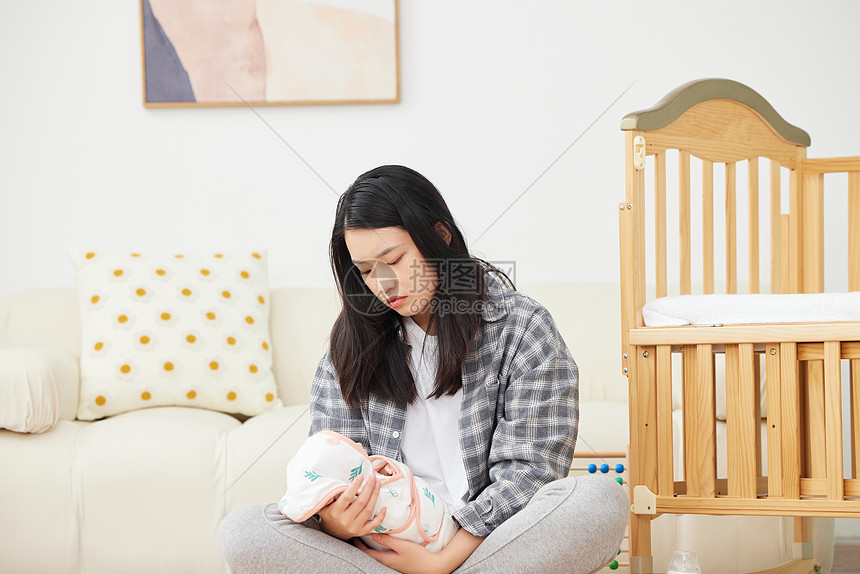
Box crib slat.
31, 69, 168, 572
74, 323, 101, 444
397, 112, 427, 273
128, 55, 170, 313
680, 151, 692, 295
849, 172, 860, 292
825, 342, 844, 500
766, 344, 784, 497
802, 172, 824, 293
852, 360, 860, 478
770, 160, 781, 293
804, 362, 826, 479
789, 158, 803, 293
726, 162, 737, 294
749, 157, 760, 293
655, 152, 668, 298
726, 344, 739, 491
781, 342, 801, 499
698, 344, 717, 497
685, 344, 716, 497
753, 351, 763, 477
703, 160, 715, 294
726, 343, 757, 498
779, 214, 791, 296
683, 345, 695, 489
656, 345, 674, 496
637, 346, 658, 493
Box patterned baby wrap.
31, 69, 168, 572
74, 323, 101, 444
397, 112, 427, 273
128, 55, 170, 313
278, 430, 459, 552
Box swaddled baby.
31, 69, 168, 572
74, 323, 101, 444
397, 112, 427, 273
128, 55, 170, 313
278, 430, 459, 552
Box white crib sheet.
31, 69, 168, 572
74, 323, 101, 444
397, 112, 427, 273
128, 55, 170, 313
642, 292, 860, 327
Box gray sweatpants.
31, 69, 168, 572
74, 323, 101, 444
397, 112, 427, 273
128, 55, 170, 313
219, 474, 629, 574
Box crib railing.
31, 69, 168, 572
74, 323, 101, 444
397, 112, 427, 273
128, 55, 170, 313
801, 157, 860, 292
647, 153, 800, 299
622, 151, 860, 302
628, 327, 860, 517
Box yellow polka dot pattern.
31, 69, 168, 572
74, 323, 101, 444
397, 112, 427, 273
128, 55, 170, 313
72, 249, 279, 421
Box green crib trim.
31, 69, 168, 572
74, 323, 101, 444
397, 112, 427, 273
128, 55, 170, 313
621, 78, 811, 147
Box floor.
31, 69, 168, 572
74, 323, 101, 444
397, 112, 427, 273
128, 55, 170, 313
832, 539, 860, 574
592, 539, 860, 573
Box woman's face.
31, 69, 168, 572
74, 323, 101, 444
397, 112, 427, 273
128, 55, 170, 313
344, 226, 442, 332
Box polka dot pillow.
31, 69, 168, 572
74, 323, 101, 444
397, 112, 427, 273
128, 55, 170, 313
70, 249, 283, 421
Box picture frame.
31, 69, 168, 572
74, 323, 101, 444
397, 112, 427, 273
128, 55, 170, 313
140, 0, 400, 107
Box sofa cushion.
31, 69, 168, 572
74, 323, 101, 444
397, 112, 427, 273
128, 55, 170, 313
0, 420, 84, 572
0, 349, 79, 433
70, 249, 283, 420
76, 407, 240, 572
226, 404, 312, 510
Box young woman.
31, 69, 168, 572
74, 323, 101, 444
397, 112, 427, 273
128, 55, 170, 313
219, 165, 628, 573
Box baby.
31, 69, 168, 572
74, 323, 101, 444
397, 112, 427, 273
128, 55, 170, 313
278, 430, 459, 552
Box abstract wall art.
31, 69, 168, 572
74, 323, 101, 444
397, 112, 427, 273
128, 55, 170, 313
141, 0, 399, 107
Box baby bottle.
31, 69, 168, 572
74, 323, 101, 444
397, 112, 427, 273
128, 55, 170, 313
666, 550, 701, 574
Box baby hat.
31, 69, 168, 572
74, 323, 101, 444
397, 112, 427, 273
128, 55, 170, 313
279, 430, 375, 522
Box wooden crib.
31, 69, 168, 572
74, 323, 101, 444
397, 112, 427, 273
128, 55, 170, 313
618, 79, 860, 574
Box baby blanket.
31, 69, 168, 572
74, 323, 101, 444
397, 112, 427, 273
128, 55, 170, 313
278, 430, 459, 552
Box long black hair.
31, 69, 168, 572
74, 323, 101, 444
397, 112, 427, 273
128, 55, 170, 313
328, 165, 515, 409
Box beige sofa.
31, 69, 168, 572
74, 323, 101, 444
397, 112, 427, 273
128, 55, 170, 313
0, 282, 834, 573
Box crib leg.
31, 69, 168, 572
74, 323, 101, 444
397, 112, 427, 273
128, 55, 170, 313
793, 517, 814, 560
629, 514, 653, 574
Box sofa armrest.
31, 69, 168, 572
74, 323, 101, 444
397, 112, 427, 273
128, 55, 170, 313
0, 349, 79, 433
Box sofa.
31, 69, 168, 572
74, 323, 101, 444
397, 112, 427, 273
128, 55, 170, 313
0, 281, 835, 573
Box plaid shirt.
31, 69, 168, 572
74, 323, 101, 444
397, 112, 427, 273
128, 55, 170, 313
309, 270, 579, 537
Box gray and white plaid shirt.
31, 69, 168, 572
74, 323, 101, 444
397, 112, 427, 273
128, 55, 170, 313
309, 270, 579, 537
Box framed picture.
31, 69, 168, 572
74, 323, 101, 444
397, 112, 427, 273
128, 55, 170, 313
140, 0, 399, 107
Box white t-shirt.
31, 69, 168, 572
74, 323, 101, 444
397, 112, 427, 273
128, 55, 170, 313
400, 316, 470, 510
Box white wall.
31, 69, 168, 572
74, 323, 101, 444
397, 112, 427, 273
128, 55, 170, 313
2, 0, 859, 297
3, 0, 860, 534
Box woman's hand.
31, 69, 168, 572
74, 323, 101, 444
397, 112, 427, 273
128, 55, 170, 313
356, 528, 486, 574
355, 535, 441, 574
317, 474, 387, 541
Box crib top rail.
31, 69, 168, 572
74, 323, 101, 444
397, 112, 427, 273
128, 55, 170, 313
621, 79, 809, 167
621, 78, 810, 147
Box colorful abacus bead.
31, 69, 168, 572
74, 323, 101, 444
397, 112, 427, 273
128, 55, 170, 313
615, 463, 625, 474
600, 463, 609, 473
609, 560, 619, 570
587, 463, 597, 474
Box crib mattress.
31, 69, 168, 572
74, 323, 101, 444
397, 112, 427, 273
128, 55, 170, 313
642, 292, 860, 327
